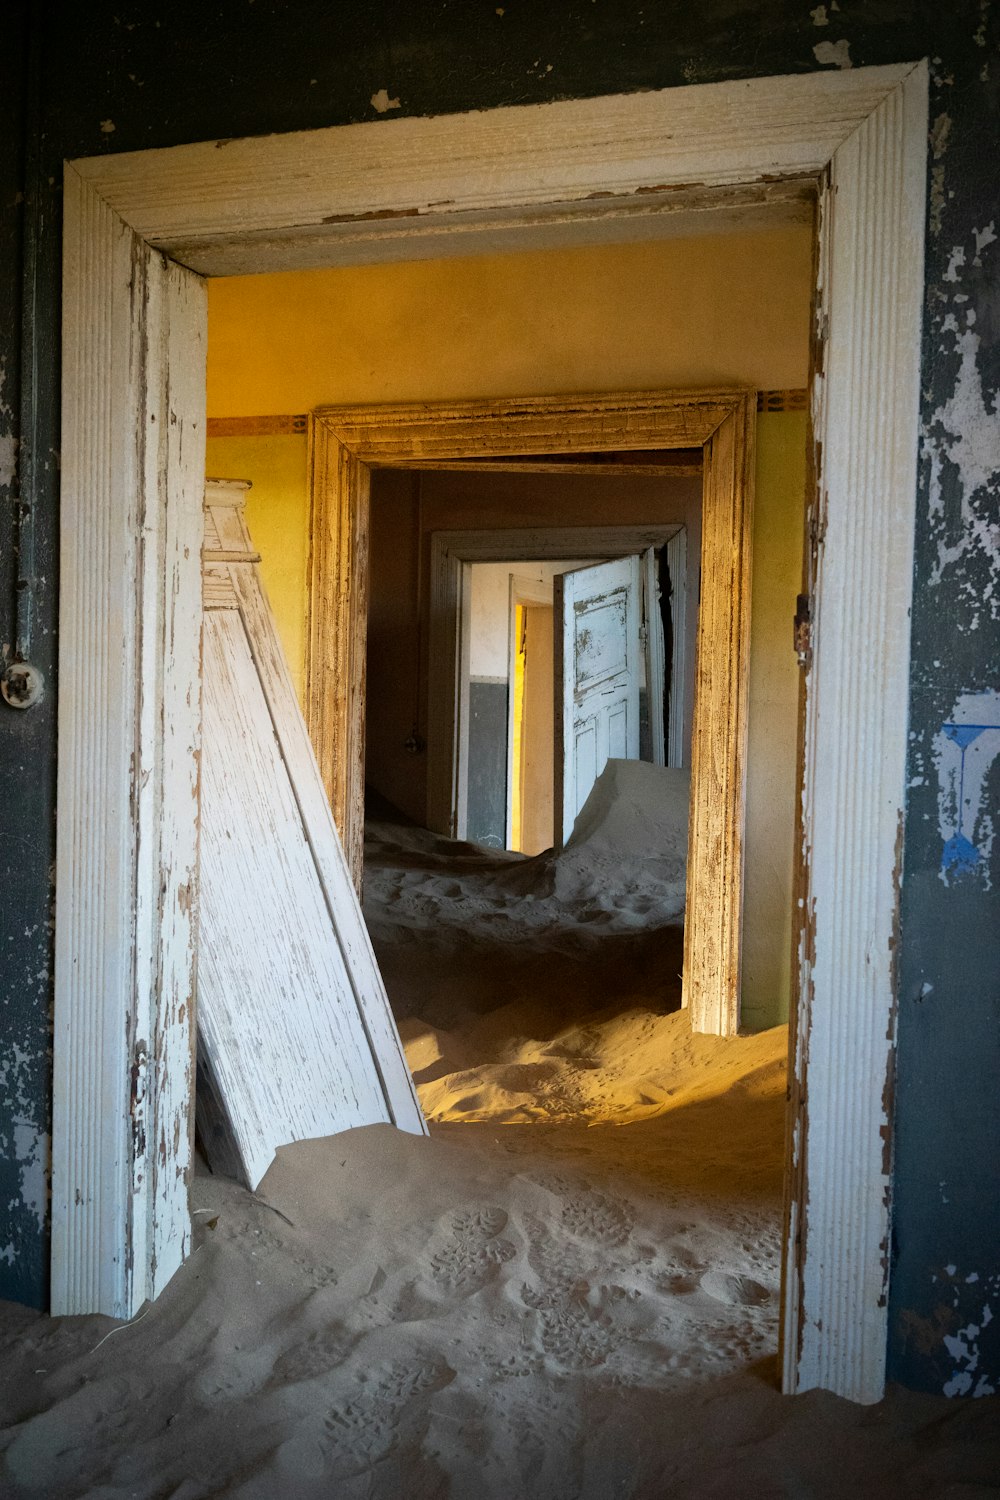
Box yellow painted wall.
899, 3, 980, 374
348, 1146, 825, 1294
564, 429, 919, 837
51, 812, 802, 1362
206, 231, 810, 1030
207, 226, 811, 414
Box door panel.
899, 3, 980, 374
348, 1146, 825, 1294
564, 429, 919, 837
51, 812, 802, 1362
198, 484, 425, 1191
555, 556, 641, 847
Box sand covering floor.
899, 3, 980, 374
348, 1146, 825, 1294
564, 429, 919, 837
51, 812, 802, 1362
2, 779, 999, 1496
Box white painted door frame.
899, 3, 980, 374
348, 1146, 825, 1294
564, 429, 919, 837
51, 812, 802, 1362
430, 526, 683, 844
56, 62, 927, 1406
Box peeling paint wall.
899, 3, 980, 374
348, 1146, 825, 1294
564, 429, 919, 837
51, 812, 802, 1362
0, 0, 997, 1396
886, 9, 1000, 1398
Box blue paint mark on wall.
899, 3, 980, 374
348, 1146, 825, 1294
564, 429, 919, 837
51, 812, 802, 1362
935, 692, 1000, 885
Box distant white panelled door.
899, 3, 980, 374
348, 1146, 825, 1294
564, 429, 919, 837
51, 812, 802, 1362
555, 557, 642, 847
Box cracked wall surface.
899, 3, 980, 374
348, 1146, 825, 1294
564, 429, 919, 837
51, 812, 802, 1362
0, 0, 996, 1395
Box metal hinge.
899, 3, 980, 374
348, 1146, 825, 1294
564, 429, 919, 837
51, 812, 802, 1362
794, 594, 812, 668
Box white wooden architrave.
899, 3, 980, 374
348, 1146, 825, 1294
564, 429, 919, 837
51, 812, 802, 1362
57, 61, 927, 1407
55, 172, 206, 1319
427, 525, 684, 846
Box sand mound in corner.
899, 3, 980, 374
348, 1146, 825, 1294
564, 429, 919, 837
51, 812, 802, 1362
554, 758, 689, 909
404, 1002, 788, 1128
484, 758, 689, 920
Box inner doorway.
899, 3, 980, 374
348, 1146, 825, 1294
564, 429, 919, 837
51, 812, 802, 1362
308, 394, 749, 1039
461, 537, 685, 857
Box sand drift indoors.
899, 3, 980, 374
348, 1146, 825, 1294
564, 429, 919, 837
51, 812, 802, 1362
2, 764, 998, 1494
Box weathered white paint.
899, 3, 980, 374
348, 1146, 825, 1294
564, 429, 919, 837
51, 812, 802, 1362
54, 168, 205, 1318
555, 557, 642, 848
59, 60, 926, 1402
782, 61, 928, 1404
199, 482, 425, 1187
70, 68, 907, 278
925, 225, 1000, 622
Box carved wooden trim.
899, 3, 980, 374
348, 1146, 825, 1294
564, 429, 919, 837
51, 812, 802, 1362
54, 168, 205, 1317
309, 392, 754, 1034
73, 69, 911, 278
306, 419, 371, 887
207, 414, 307, 437
780, 62, 928, 1405
684, 397, 756, 1038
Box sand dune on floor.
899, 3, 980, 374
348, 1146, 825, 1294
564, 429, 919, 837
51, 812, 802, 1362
401, 1004, 788, 1126
2, 1060, 996, 1498
2, 793, 998, 1497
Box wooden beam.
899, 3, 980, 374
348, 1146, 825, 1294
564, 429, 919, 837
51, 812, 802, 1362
207, 414, 306, 438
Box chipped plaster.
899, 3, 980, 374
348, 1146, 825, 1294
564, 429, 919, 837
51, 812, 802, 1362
812, 38, 852, 69
940, 1286, 998, 1397
923, 228, 1000, 622
369, 88, 400, 114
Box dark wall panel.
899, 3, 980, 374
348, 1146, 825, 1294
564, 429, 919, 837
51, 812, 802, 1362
467, 680, 508, 850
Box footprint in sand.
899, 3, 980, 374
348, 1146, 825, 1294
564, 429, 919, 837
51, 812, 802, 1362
429, 1206, 517, 1293
271, 1324, 357, 1385
656, 1271, 702, 1296
561, 1191, 634, 1248
320, 1358, 454, 1472
699, 1270, 772, 1307
520, 1281, 622, 1370
523, 1211, 591, 1290
522, 1170, 581, 1196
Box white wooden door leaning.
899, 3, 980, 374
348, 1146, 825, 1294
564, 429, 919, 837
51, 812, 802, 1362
554, 555, 642, 848
197, 480, 425, 1188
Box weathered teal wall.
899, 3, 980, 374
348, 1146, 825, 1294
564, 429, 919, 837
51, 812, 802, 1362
1, 0, 996, 1395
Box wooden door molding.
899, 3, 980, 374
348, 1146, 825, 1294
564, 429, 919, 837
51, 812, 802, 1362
54, 167, 206, 1317
58, 61, 927, 1404
308, 389, 755, 1041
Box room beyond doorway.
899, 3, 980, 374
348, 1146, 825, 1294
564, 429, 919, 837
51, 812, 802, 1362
463, 545, 683, 858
